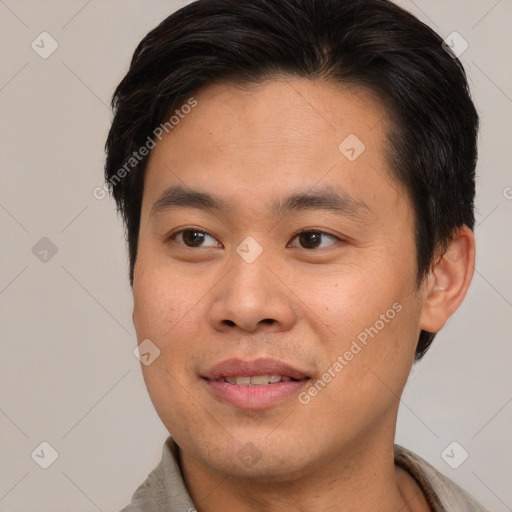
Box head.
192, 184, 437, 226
105, 0, 478, 481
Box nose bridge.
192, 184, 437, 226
229, 234, 273, 295
227, 246, 275, 311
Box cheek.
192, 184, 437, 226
302, 300, 420, 441
132, 256, 206, 340
303, 257, 420, 386
132, 263, 204, 434
293, 259, 406, 341
132, 257, 211, 404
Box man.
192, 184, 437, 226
105, 0, 487, 510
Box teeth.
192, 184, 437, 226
250, 375, 271, 385
222, 375, 295, 385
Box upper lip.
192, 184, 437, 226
203, 358, 310, 380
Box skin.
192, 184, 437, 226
132, 78, 475, 512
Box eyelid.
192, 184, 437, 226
291, 228, 342, 240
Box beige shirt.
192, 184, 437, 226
120, 436, 488, 512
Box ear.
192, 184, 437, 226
419, 225, 475, 333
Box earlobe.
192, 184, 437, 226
419, 225, 475, 334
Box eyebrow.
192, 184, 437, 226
150, 185, 371, 220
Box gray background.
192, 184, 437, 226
0, 1, 510, 510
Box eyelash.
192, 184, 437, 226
166, 228, 342, 250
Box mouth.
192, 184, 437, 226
218, 374, 297, 385
202, 358, 311, 410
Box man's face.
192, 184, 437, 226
133, 78, 425, 479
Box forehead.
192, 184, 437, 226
142, 78, 405, 218
157, 78, 387, 159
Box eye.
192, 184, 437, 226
288, 230, 340, 249
168, 229, 221, 248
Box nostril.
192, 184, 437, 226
261, 319, 275, 324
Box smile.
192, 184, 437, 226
220, 375, 294, 385
202, 358, 311, 409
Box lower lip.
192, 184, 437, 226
204, 379, 309, 410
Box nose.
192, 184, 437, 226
209, 254, 298, 333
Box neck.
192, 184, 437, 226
179, 431, 421, 512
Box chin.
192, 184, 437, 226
177, 427, 319, 482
